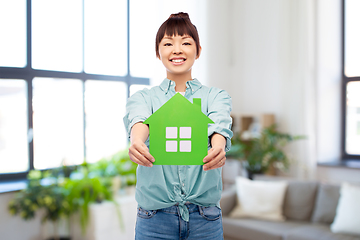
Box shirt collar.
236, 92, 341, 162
159, 78, 202, 94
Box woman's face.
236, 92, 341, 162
158, 34, 200, 80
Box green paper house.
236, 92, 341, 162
143, 93, 214, 165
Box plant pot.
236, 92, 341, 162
41, 217, 70, 240
70, 194, 137, 240
246, 168, 263, 180
242, 161, 263, 180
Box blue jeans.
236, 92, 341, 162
135, 203, 224, 240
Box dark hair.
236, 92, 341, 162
155, 12, 200, 58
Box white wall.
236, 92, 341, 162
206, 0, 360, 182
207, 0, 317, 178
316, 0, 342, 163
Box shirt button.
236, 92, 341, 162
182, 183, 185, 187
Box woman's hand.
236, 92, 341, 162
129, 140, 155, 167
129, 122, 155, 167
203, 146, 226, 171
203, 133, 226, 171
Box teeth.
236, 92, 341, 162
172, 59, 185, 63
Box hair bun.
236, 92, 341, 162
168, 12, 190, 20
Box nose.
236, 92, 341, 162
173, 44, 182, 54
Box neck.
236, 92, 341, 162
167, 72, 192, 92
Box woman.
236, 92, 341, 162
123, 12, 233, 240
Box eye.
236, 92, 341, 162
164, 43, 172, 46
183, 42, 191, 45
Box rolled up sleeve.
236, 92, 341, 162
123, 90, 152, 139
207, 89, 233, 152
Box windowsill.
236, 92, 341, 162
317, 159, 360, 169
0, 179, 28, 194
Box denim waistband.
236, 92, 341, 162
158, 203, 199, 215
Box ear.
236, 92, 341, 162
196, 46, 202, 59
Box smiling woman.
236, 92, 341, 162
155, 12, 201, 59
124, 12, 233, 240
158, 35, 200, 90
155, 13, 202, 92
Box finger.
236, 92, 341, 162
138, 148, 155, 163
129, 152, 150, 167
135, 142, 154, 162
203, 151, 226, 170
205, 148, 224, 166
204, 156, 226, 171
131, 143, 155, 163
129, 148, 153, 167
203, 148, 217, 163
128, 152, 143, 166
203, 148, 214, 163
131, 151, 153, 167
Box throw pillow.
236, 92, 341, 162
229, 177, 288, 221
330, 182, 360, 236
283, 181, 318, 221
311, 183, 340, 224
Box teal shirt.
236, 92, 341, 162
123, 78, 233, 221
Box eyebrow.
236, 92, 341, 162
163, 36, 191, 40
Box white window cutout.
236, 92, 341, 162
166, 127, 177, 138
180, 141, 191, 152
166, 141, 177, 152
180, 127, 191, 138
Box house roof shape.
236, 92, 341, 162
143, 93, 214, 125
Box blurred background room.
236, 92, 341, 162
0, 0, 359, 239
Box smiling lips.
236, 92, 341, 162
170, 58, 186, 65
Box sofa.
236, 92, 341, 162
220, 177, 360, 240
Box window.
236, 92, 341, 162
84, 80, 128, 163
0, 0, 207, 181
0, 0, 149, 181
0, 0, 26, 68
0, 80, 29, 174
342, 0, 360, 159
165, 127, 192, 152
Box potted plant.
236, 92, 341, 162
63, 150, 136, 235
228, 124, 305, 179
8, 170, 72, 240
8, 148, 136, 239
62, 174, 115, 234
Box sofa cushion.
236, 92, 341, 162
311, 183, 340, 224
230, 177, 288, 221
331, 182, 360, 236
223, 217, 310, 240
283, 181, 318, 221
285, 224, 360, 240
